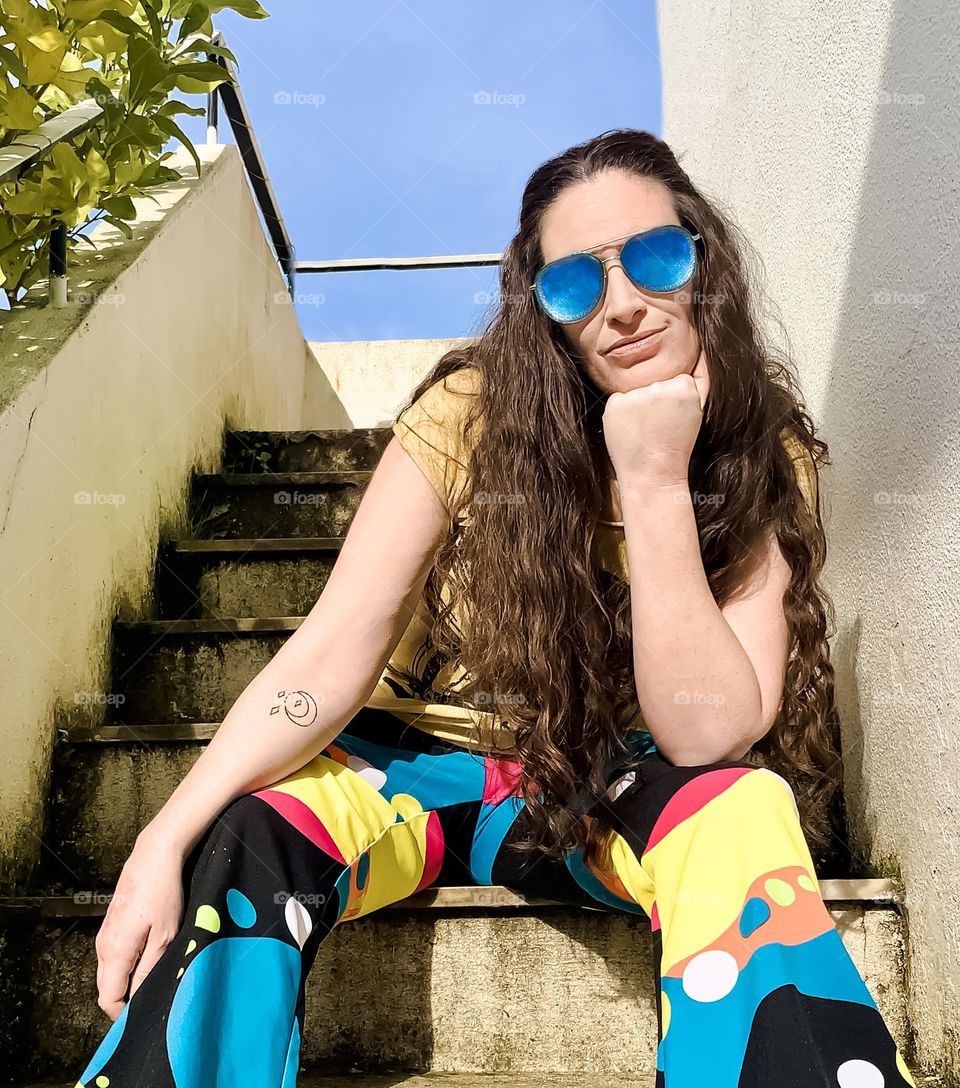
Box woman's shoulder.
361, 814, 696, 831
392, 365, 483, 516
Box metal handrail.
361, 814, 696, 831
296, 253, 502, 274
206, 32, 296, 292
0, 98, 103, 185
206, 33, 501, 296
0, 98, 105, 306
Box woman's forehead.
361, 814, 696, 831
539, 176, 679, 263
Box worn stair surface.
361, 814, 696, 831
0, 426, 923, 1084
13, 1075, 951, 1088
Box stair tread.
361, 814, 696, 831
0, 877, 904, 916
171, 536, 344, 552
195, 470, 372, 484
13, 1076, 946, 1088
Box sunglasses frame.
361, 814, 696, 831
529, 223, 703, 324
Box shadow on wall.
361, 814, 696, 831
822, 0, 959, 1075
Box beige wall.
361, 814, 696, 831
0, 143, 315, 889
657, 0, 959, 1072
307, 336, 473, 427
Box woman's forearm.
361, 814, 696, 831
136, 635, 381, 860
619, 477, 763, 765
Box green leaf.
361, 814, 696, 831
207, 0, 269, 17
0, 84, 41, 129
156, 97, 205, 118
23, 37, 68, 83
64, 0, 136, 21
99, 193, 136, 219
83, 145, 109, 186
176, 2, 209, 42
138, 0, 163, 40
152, 111, 200, 175
96, 10, 147, 38
0, 44, 28, 82
126, 33, 167, 105
170, 59, 230, 83
76, 18, 130, 57
50, 142, 87, 196
102, 214, 134, 239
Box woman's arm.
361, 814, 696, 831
135, 435, 450, 861
619, 477, 792, 767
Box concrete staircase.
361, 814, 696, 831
0, 424, 920, 1085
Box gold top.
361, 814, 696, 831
372, 366, 818, 754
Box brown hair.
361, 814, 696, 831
393, 128, 843, 873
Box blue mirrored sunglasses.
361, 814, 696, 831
530, 223, 702, 324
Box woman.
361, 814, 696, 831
75, 129, 917, 1087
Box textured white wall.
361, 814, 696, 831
657, 0, 960, 1074
0, 144, 313, 889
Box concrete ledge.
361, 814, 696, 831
7, 894, 911, 1077
0, 878, 905, 918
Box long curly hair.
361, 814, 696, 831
392, 128, 844, 874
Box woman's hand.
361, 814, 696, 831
602, 347, 710, 488
94, 829, 186, 1021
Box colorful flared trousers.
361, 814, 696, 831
74, 706, 917, 1087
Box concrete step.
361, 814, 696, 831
0, 883, 911, 1082
13, 1079, 949, 1088
107, 616, 300, 724
15, 1078, 947, 1088
43, 724, 864, 889
190, 469, 372, 539
156, 537, 341, 618
222, 427, 391, 475
22, 1079, 946, 1088
16, 1077, 653, 1088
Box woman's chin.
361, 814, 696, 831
602, 359, 677, 391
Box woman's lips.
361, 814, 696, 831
605, 328, 666, 363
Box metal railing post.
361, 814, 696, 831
48, 220, 68, 307
207, 84, 219, 146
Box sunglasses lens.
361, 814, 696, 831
535, 253, 603, 323
621, 225, 697, 293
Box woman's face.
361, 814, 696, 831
538, 169, 703, 396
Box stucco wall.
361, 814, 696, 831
657, 0, 959, 1073
307, 336, 474, 427
0, 143, 316, 890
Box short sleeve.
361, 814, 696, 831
392, 367, 482, 516
779, 429, 819, 517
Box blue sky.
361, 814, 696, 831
180, 0, 662, 341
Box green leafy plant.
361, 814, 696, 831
0, 0, 269, 303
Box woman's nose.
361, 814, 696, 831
603, 261, 648, 323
